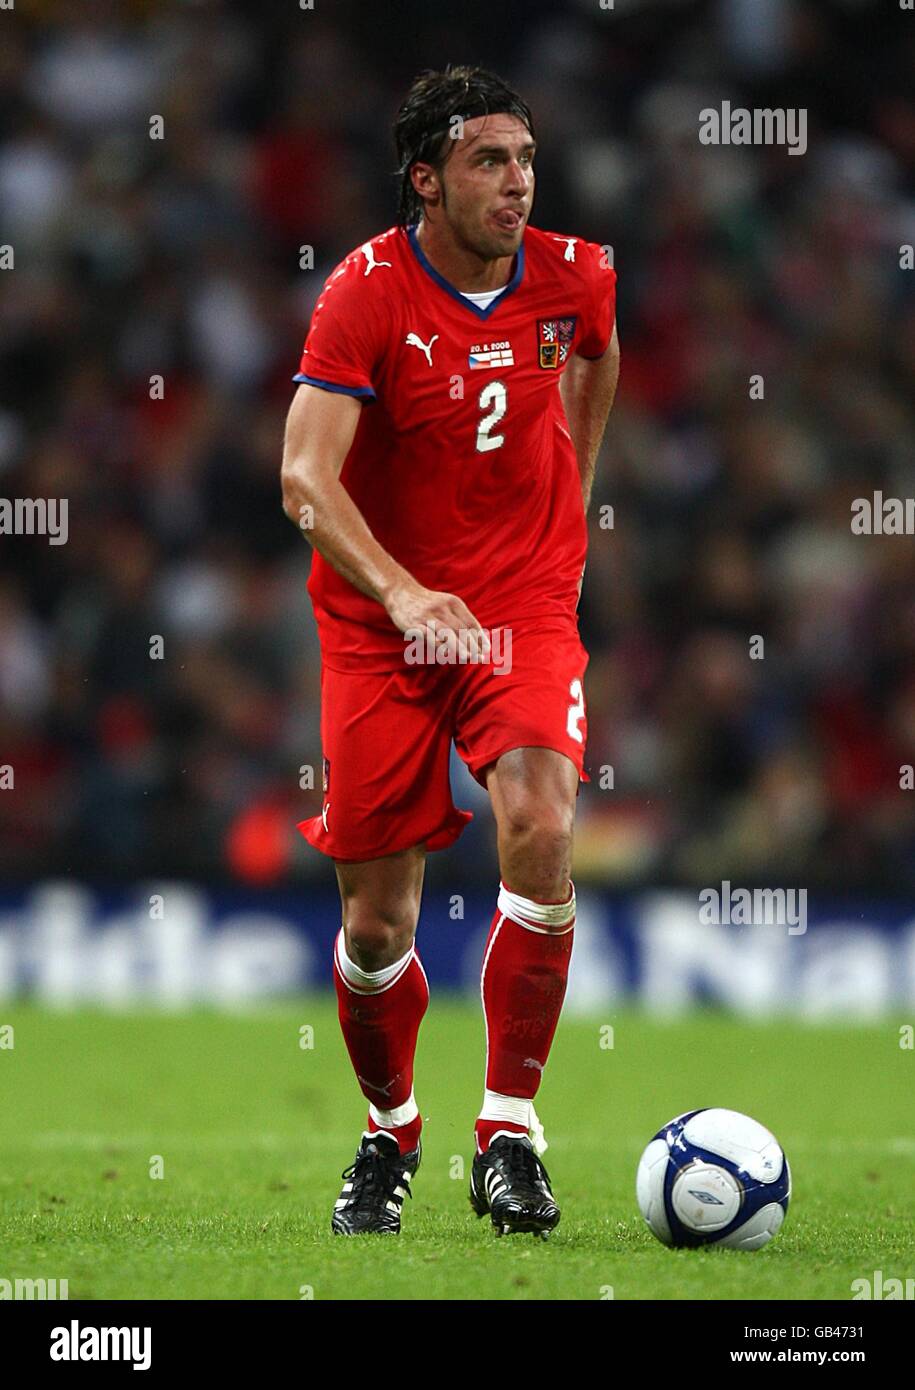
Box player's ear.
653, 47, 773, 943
411, 161, 441, 210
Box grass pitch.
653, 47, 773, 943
0, 1001, 912, 1300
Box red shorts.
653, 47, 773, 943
299, 619, 589, 861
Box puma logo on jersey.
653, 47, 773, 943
361, 243, 392, 275
405, 332, 439, 366
552, 236, 578, 262
322, 802, 330, 831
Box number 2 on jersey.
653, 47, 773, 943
475, 380, 507, 452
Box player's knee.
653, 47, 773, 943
341, 900, 418, 970
500, 795, 574, 871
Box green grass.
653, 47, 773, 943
0, 1001, 912, 1299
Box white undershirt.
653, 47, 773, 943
460, 285, 508, 311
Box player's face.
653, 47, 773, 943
437, 114, 535, 259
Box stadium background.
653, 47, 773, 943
0, 0, 913, 1012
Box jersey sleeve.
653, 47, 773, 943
293, 253, 384, 401
576, 241, 617, 360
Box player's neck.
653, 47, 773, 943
414, 218, 514, 294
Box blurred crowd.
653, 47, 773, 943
1, 0, 913, 890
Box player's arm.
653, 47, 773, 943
559, 320, 620, 512
281, 383, 489, 657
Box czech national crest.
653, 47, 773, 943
537, 317, 576, 369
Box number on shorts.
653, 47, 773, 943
567, 677, 585, 744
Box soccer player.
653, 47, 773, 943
281, 65, 619, 1238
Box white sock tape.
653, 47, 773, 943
497, 881, 575, 932
368, 1089, 419, 1130
478, 1089, 532, 1127
334, 930, 414, 994
477, 1091, 548, 1155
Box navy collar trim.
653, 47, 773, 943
406, 222, 524, 320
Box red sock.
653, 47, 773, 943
475, 881, 575, 1154
333, 930, 428, 1154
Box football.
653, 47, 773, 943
636, 1108, 791, 1250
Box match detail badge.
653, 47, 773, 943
537, 317, 577, 369
468, 340, 514, 370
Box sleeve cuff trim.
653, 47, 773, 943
292, 374, 376, 401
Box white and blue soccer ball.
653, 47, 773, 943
636, 1108, 791, 1250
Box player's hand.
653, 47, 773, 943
384, 580, 491, 663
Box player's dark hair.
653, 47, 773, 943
393, 64, 535, 228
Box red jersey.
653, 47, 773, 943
294, 222, 616, 669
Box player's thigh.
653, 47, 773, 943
485, 745, 579, 848
453, 619, 589, 795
